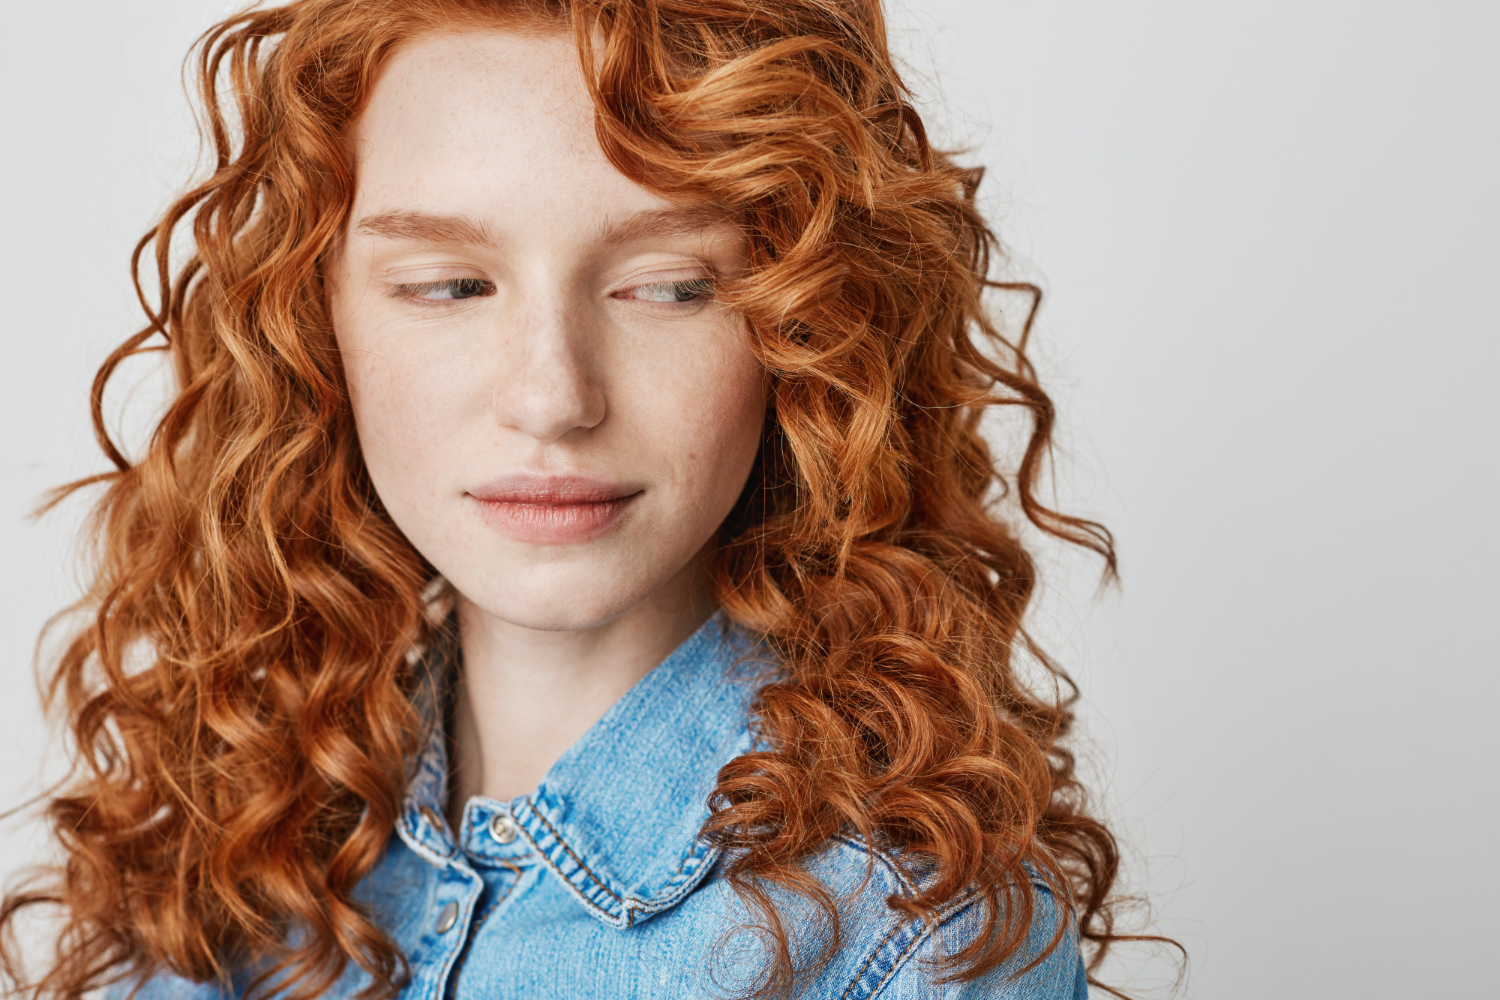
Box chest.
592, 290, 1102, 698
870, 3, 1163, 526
352, 839, 756, 1000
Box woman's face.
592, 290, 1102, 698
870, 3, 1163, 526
329, 29, 766, 632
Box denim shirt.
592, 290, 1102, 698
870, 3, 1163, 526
118, 614, 1088, 999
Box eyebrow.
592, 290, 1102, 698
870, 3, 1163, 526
353, 211, 498, 249
593, 204, 736, 247
350, 204, 735, 251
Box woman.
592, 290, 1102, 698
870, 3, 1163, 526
1, 0, 1145, 997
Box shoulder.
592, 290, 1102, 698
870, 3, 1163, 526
795, 835, 1089, 1000
102, 971, 234, 1000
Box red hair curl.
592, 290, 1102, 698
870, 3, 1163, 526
1, 1, 1163, 997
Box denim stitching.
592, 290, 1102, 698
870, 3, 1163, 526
472, 859, 525, 924
467, 851, 534, 870
859, 895, 983, 1000
835, 834, 917, 895
521, 798, 724, 922
523, 800, 624, 908
652, 839, 715, 899
441, 861, 526, 1000
837, 918, 908, 1000
833, 834, 922, 1000
394, 806, 454, 870
832, 834, 988, 1000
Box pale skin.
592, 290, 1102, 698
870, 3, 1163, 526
327, 30, 767, 823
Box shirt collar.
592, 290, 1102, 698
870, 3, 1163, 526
397, 611, 768, 929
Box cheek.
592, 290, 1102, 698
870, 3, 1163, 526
345, 356, 421, 475
333, 301, 455, 500
650, 328, 766, 501
705, 365, 766, 457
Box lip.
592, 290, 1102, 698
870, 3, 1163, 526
466, 472, 640, 544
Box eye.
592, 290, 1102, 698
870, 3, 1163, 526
621, 278, 714, 304
394, 278, 495, 302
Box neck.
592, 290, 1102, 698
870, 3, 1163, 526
448, 558, 716, 819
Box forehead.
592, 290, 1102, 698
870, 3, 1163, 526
348, 29, 669, 227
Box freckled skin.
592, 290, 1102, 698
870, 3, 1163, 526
328, 30, 766, 634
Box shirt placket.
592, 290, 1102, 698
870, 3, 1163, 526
446, 799, 542, 999
397, 801, 485, 1000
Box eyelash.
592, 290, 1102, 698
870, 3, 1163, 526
620, 278, 715, 304
392, 278, 495, 304
391, 277, 715, 306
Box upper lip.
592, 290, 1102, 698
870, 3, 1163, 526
467, 472, 637, 505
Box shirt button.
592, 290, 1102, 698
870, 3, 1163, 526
489, 812, 519, 844
435, 900, 459, 934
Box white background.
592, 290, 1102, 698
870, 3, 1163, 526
2, 2, 1496, 998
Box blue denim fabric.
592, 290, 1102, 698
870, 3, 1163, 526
115, 614, 1088, 999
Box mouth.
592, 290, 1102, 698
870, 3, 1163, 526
466, 473, 640, 544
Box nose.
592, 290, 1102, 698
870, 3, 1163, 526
491, 298, 606, 443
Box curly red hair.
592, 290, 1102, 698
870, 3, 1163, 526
1, 1, 1155, 997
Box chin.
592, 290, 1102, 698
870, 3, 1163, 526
457, 569, 649, 633
487, 603, 625, 633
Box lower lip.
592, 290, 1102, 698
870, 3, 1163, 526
469, 494, 636, 544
